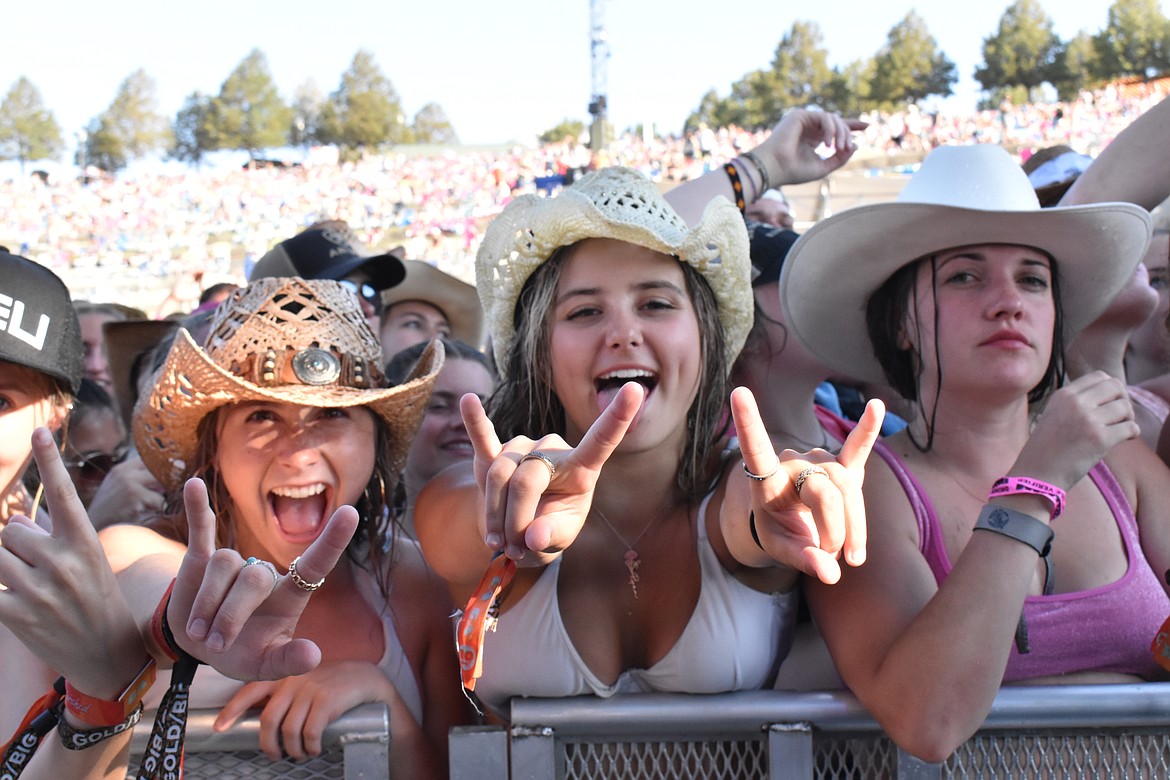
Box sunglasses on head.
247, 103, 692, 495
339, 279, 380, 308
64, 444, 130, 481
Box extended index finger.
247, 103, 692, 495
729, 387, 779, 479
461, 392, 503, 477
28, 426, 91, 539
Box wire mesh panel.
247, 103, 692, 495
946, 729, 1170, 779
563, 737, 768, 780
812, 733, 899, 779
128, 750, 344, 780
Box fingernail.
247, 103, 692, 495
206, 631, 225, 653
187, 619, 208, 639
485, 533, 502, 550
846, 550, 866, 567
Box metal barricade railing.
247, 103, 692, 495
450, 684, 1170, 779
127, 703, 389, 780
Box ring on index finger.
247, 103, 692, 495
287, 555, 325, 592
794, 466, 829, 498
743, 460, 780, 482
519, 450, 556, 477
243, 556, 279, 588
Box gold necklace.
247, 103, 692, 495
590, 503, 672, 599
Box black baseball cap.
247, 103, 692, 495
248, 221, 406, 290
0, 249, 83, 393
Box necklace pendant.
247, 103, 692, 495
623, 549, 640, 599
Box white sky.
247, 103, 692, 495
0, 0, 1140, 149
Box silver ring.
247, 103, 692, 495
743, 460, 780, 481
243, 556, 279, 587
793, 466, 829, 498
287, 555, 325, 592
519, 450, 556, 477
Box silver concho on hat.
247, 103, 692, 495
291, 348, 341, 385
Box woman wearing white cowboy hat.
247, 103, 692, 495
780, 143, 1170, 762
0, 278, 472, 779
412, 158, 884, 719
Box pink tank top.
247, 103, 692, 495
873, 440, 1168, 681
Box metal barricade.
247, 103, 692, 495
450, 684, 1170, 779
128, 703, 389, 780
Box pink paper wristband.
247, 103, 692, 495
989, 476, 1066, 520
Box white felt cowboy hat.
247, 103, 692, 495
779, 143, 1152, 384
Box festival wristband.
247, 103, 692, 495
973, 503, 1054, 557
456, 553, 517, 693
989, 476, 1066, 520
54, 700, 142, 750
63, 656, 157, 728
149, 578, 182, 663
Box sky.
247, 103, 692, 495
0, 0, 1144, 154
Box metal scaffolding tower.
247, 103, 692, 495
588, 0, 609, 151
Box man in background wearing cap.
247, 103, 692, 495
248, 219, 405, 333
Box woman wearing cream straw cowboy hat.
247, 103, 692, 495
779, 143, 1170, 762
412, 159, 884, 720
0, 277, 471, 779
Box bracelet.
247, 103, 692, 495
989, 476, 1066, 519
722, 162, 747, 215
54, 699, 142, 750
973, 503, 1054, 557
740, 150, 773, 196
63, 656, 156, 728
150, 578, 182, 663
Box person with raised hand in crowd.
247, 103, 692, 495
412, 163, 883, 721
780, 143, 1170, 762
1, 277, 471, 779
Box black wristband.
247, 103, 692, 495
53, 700, 142, 750
974, 503, 1054, 557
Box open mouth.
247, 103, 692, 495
595, 368, 658, 415
269, 482, 330, 541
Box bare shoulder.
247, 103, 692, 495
98, 522, 185, 573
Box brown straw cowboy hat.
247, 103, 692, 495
134, 277, 444, 490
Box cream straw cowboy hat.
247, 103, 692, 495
475, 166, 752, 376
134, 277, 443, 490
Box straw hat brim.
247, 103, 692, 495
134, 331, 444, 491
380, 260, 484, 348
779, 200, 1152, 385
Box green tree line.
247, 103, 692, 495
2, 0, 1169, 172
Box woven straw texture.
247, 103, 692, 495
476, 166, 752, 376
134, 277, 443, 490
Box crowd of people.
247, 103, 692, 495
0, 83, 1169, 779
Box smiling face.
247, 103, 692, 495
403, 356, 495, 492
904, 244, 1056, 403
548, 238, 702, 453
214, 400, 377, 563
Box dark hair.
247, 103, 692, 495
71, 378, 120, 428
486, 243, 729, 502
385, 337, 495, 386
866, 252, 1066, 449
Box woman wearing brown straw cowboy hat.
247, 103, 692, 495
412, 157, 884, 720
780, 143, 1170, 762
0, 277, 470, 778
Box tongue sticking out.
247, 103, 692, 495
272, 493, 328, 537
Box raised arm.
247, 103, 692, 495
667, 110, 865, 225
1060, 94, 1170, 209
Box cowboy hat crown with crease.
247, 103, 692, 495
779, 143, 1152, 385
134, 277, 443, 490
476, 166, 752, 376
